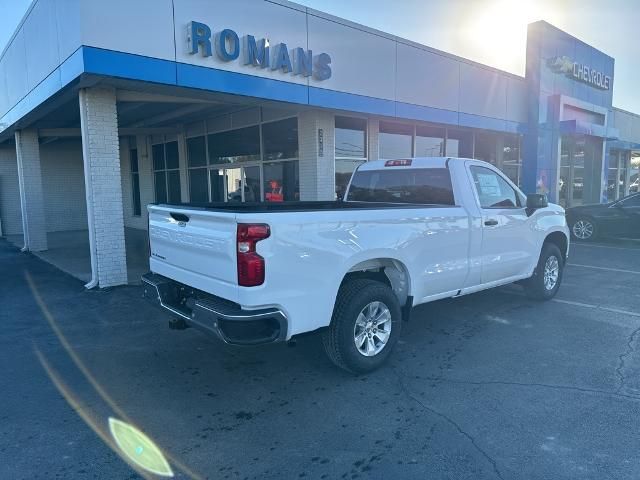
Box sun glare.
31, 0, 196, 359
463, 0, 561, 74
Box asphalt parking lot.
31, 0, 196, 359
1, 238, 640, 480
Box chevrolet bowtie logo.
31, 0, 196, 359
547, 56, 574, 74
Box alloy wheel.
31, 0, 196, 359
572, 220, 594, 240
543, 255, 560, 291
353, 301, 392, 357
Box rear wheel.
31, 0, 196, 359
322, 279, 402, 374
571, 217, 597, 241
524, 243, 564, 300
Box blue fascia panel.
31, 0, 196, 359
308, 87, 395, 117
0, 47, 85, 136
458, 112, 507, 132
395, 101, 458, 126
558, 120, 619, 139
607, 140, 640, 150
176, 62, 308, 105
82, 47, 177, 85
2, 45, 535, 142
59, 47, 85, 87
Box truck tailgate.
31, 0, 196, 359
147, 205, 239, 302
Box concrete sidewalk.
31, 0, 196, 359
6, 228, 149, 284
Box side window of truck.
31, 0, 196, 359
470, 166, 522, 209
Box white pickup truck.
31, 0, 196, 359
142, 157, 569, 373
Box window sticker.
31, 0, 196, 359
477, 173, 500, 196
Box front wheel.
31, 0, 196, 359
523, 243, 564, 300
322, 279, 402, 374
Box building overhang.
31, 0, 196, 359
558, 120, 620, 140
0, 45, 528, 143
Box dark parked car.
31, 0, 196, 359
566, 193, 640, 241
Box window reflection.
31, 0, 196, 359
336, 116, 367, 159
415, 126, 445, 157
152, 141, 181, 203
264, 161, 299, 201
186, 116, 299, 203
379, 122, 412, 159
208, 126, 261, 164
446, 129, 473, 157
263, 118, 299, 161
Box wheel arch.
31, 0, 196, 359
543, 230, 569, 260
340, 257, 412, 308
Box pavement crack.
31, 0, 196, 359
394, 369, 504, 480
615, 325, 640, 394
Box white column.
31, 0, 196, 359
177, 131, 190, 202
15, 129, 48, 252
298, 110, 335, 201
368, 119, 379, 161
136, 135, 155, 229
79, 87, 128, 288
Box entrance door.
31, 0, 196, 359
559, 136, 603, 207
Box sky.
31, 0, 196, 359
1, 0, 639, 112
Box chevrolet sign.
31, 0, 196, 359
547, 56, 611, 90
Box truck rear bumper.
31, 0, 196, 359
141, 273, 288, 345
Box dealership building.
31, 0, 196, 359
0, 0, 639, 287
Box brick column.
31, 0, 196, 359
15, 129, 48, 251
367, 118, 379, 161
298, 110, 335, 201
79, 87, 128, 287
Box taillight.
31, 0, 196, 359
237, 224, 270, 287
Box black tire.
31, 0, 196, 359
524, 243, 564, 301
322, 279, 402, 374
570, 216, 598, 241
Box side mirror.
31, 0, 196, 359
526, 193, 548, 210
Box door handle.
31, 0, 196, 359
484, 219, 499, 226
170, 212, 190, 223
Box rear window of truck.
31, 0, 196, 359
347, 168, 455, 205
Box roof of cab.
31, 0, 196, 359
357, 157, 464, 171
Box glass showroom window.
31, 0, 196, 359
618, 152, 629, 199
187, 116, 299, 203
187, 136, 208, 203
130, 148, 141, 216
208, 125, 261, 164
607, 151, 621, 201
262, 117, 299, 161
335, 116, 367, 199
152, 141, 181, 203
415, 126, 445, 157
264, 161, 299, 201
208, 125, 261, 202
446, 129, 473, 158
262, 117, 299, 201
379, 122, 413, 159
630, 152, 640, 193
502, 135, 522, 186
474, 131, 499, 166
